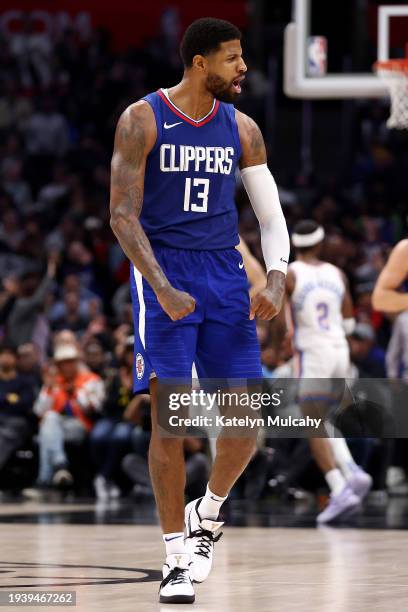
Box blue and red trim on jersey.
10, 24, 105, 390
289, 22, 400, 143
157, 89, 220, 127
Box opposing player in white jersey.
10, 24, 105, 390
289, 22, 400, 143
287, 220, 372, 523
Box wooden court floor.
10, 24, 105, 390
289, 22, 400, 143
0, 505, 407, 611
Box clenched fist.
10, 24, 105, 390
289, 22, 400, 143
250, 288, 281, 320
250, 270, 285, 320
157, 285, 196, 321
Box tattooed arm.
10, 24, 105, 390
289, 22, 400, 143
236, 110, 267, 168
110, 101, 195, 321
235, 111, 288, 321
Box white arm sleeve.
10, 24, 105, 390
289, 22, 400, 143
240, 163, 290, 274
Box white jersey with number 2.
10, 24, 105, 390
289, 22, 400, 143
289, 260, 347, 351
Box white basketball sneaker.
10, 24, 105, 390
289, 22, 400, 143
347, 465, 373, 500
316, 484, 361, 524
159, 553, 195, 604
184, 498, 223, 583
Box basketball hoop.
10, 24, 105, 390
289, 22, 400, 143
374, 59, 408, 130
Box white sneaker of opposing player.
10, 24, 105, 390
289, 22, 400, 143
184, 498, 224, 583
316, 484, 361, 524
347, 465, 373, 500
159, 553, 195, 604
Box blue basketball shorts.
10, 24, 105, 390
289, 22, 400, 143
130, 246, 263, 392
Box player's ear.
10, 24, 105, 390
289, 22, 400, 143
192, 54, 207, 73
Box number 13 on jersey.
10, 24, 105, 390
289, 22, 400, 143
184, 178, 209, 213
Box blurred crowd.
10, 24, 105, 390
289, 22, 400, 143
0, 17, 407, 505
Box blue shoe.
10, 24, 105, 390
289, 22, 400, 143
317, 485, 360, 524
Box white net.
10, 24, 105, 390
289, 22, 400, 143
377, 62, 408, 130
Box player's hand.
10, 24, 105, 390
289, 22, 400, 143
156, 286, 196, 321
250, 270, 285, 320
250, 288, 281, 320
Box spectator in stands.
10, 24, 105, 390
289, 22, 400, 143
349, 322, 386, 378
0, 82, 32, 133
111, 281, 131, 324
45, 216, 78, 254
84, 341, 110, 379
48, 274, 101, 325
0, 346, 36, 476
16, 342, 42, 390
5, 252, 59, 363
34, 343, 104, 488
0, 209, 24, 252
24, 96, 69, 158
89, 338, 134, 500
2, 158, 32, 215
0, 277, 18, 330
37, 161, 71, 214
63, 241, 98, 295
50, 290, 90, 335
53, 329, 81, 351
112, 326, 133, 362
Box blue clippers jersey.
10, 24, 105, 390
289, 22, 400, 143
140, 89, 241, 250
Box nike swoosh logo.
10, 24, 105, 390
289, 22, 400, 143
280, 257, 288, 264
164, 535, 183, 542
239, 261, 244, 269
164, 121, 183, 129
210, 495, 223, 501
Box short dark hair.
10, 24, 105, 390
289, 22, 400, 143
180, 18, 241, 68
293, 220, 319, 236
292, 219, 322, 253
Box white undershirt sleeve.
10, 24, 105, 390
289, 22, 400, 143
240, 163, 290, 274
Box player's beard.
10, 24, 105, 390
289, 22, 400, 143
205, 72, 238, 103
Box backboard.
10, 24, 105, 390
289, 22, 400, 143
284, 0, 408, 98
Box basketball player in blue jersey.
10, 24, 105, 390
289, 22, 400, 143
110, 18, 289, 604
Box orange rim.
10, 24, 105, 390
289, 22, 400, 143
374, 58, 408, 74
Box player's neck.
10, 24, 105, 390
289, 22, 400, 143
297, 255, 321, 265
167, 76, 216, 122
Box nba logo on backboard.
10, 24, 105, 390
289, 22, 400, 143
307, 36, 327, 77
136, 353, 145, 379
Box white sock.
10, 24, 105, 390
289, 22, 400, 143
329, 437, 356, 479
325, 468, 346, 496
198, 485, 227, 520
163, 532, 186, 556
